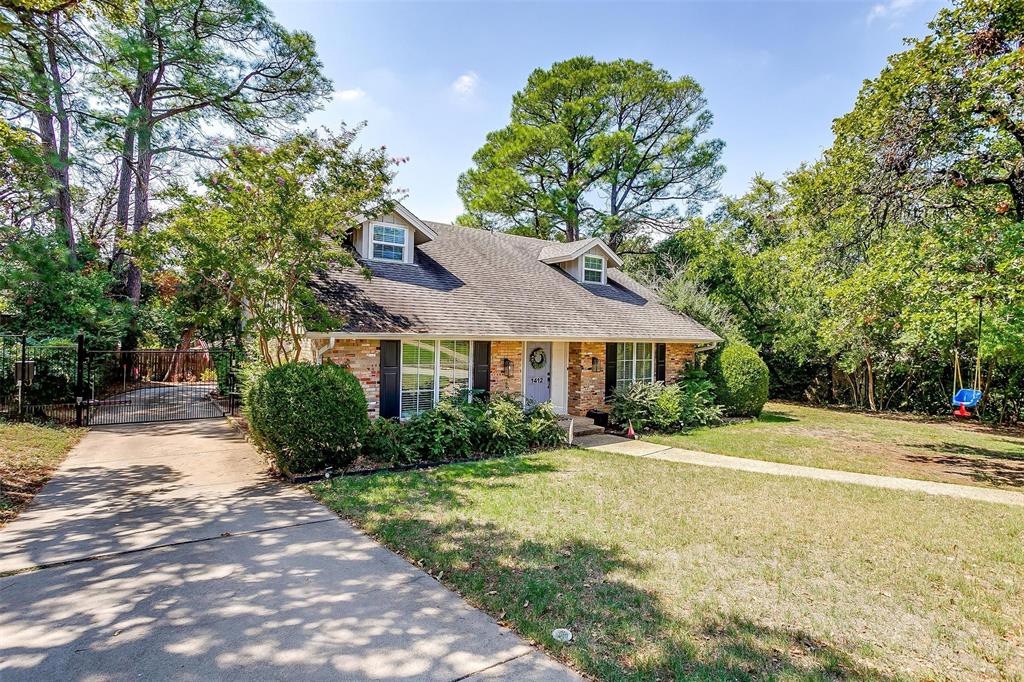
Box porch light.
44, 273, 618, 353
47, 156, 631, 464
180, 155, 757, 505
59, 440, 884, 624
502, 357, 514, 377
591, 356, 600, 372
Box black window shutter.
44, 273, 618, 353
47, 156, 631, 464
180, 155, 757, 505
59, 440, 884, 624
379, 340, 400, 418
604, 343, 617, 398
656, 343, 666, 382
472, 341, 491, 398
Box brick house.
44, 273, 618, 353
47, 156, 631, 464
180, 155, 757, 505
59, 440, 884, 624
307, 203, 720, 419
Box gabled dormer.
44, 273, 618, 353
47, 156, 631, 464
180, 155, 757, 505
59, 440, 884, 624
352, 203, 438, 265
538, 237, 623, 285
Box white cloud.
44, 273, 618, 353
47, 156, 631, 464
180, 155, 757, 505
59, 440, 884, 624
332, 88, 366, 102
866, 0, 918, 25
450, 71, 479, 97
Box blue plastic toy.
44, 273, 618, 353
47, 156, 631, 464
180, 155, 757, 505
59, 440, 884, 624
951, 299, 984, 418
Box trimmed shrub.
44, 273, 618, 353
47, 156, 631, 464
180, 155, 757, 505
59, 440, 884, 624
239, 358, 269, 405
405, 399, 474, 462
245, 362, 368, 475
610, 378, 722, 433
708, 342, 770, 417
526, 402, 566, 448
362, 417, 413, 466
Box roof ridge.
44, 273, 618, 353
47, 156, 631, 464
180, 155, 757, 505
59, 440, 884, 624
421, 221, 571, 247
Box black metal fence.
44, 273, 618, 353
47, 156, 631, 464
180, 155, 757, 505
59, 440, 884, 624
0, 334, 237, 426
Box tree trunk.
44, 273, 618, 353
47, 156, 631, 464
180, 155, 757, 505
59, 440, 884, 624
566, 200, 579, 242
44, 11, 75, 265
111, 125, 136, 271
163, 327, 194, 382
33, 108, 75, 265
844, 370, 859, 406
865, 356, 877, 411
23, 11, 75, 267
127, 122, 153, 306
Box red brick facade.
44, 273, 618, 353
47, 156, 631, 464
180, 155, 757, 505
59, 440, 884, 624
489, 340, 523, 396
321, 339, 381, 418
665, 343, 697, 383
567, 342, 606, 416
316, 338, 701, 420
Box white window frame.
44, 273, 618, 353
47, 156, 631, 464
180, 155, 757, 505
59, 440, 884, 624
615, 342, 654, 390
399, 339, 474, 419
370, 223, 408, 263
582, 254, 606, 284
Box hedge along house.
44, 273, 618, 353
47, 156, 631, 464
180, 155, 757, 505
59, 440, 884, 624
306, 203, 721, 420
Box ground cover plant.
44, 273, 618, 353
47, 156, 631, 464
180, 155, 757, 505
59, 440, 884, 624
312, 448, 1024, 681
360, 395, 566, 468
609, 376, 721, 434
649, 401, 1024, 490
0, 420, 84, 526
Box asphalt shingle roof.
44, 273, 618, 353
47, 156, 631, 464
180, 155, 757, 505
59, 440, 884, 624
310, 222, 721, 343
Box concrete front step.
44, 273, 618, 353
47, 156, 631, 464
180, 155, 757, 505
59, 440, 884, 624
558, 416, 605, 438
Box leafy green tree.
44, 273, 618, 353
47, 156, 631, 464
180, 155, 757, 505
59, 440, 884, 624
0, 234, 130, 344
458, 57, 723, 247
789, 0, 1024, 413
156, 130, 397, 365
0, 2, 86, 263
90, 0, 332, 306
0, 121, 51, 232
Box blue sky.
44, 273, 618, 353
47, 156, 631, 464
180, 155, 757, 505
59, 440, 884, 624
266, 0, 944, 223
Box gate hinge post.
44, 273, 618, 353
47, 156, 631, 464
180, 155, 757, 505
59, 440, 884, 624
75, 333, 85, 427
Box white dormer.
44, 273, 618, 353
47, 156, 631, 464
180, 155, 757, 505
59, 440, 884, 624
352, 203, 437, 265
538, 237, 623, 285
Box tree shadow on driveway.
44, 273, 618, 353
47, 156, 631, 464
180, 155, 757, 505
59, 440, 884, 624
1, 422, 577, 682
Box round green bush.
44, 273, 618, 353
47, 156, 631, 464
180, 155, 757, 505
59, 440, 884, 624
245, 362, 368, 475
708, 342, 769, 417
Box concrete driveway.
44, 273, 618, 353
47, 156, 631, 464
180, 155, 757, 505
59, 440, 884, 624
0, 419, 579, 681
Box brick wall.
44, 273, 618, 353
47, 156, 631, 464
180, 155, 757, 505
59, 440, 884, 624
665, 343, 697, 383
322, 339, 381, 418
567, 341, 606, 416
489, 340, 523, 396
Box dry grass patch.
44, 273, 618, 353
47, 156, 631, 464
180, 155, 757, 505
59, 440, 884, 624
648, 402, 1024, 489
312, 449, 1024, 681
0, 420, 84, 526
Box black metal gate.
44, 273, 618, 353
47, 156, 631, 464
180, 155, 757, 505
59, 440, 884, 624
0, 334, 237, 426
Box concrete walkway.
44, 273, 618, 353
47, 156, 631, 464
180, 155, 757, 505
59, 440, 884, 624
0, 419, 579, 681
575, 433, 1024, 507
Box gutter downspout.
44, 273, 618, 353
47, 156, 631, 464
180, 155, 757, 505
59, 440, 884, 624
313, 334, 339, 365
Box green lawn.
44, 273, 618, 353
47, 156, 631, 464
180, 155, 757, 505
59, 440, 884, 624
647, 402, 1024, 490
0, 420, 84, 526
313, 449, 1024, 681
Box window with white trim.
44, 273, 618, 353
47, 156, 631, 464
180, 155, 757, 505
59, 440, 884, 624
372, 224, 407, 262
401, 340, 435, 418
400, 339, 472, 418
583, 255, 605, 283
616, 342, 654, 389
438, 340, 471, 399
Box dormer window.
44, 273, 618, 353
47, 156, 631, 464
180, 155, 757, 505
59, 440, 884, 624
537, 237, 621, 284
372, 224, 407, 262
583, 255, 605, 284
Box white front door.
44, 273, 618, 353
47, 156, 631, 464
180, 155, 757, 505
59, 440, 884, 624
524, 342, 552, 407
